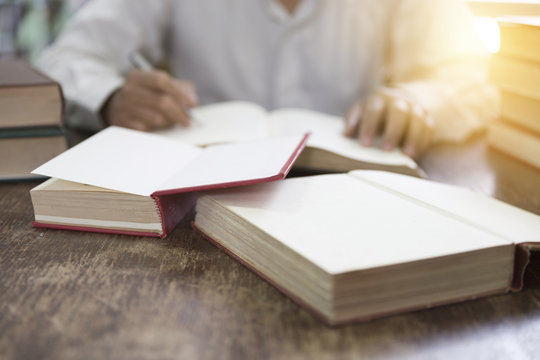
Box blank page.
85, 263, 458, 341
155, 101, 269, 145
33, 126, 201, 196
270, 109, 417, 168
351, 170, 540, 243
33, 127, 307, 197
202, 173, 511, 274
156, 135, 305, 192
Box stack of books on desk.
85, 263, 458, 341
0, 60, 67, 181
488, 18, 540, 170
28, 125, 540, 325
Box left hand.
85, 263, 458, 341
344, 87, 434, 158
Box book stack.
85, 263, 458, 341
29, 135, 540, 323
0, 60, 67, 181
488, 18, 540, 170
27, 120, 540, 325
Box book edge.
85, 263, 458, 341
32, 221, 162, 238
192, 222, 513, 325
191, 222, 336, 325
488, 121, 540, 170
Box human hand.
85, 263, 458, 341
344, 87, 434, 158
101, 70, 198, 131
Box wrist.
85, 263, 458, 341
99, 89, 120, 126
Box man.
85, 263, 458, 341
38, 0, 495, 158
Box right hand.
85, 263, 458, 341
344, 87, 434, 159
102, 70, 198, 131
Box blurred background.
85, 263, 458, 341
1, 0, 539, 62
0, 0, 87, 61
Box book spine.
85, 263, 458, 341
151, 192, 198, 238
511, 243, 535, 292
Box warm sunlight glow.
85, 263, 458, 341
473, 17, 501, 53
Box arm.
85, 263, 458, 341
345, 0, 497, 158
38, 0, 195, 131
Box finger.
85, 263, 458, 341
112, 114, 150, 132
127, 70, 174, 93
154, 93, 191, 127
131, 107, 169, 130
117, 84, 165, 110
344, 101, 362, 137
121, 85, 190, 127
403, 105, 429, 158
147, 74, 193, 126
123, 119, 150, 132
416, 114, 435, 156
382, 98, 409, 151
174, 80, 198, 107
164, 80, 196, 125
359, 94, 385, 146
128, 71, 193, 126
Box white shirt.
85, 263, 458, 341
38, 0, 496, 142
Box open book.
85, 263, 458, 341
193, 171, 540, 325
155, 101, 421, 177
30, 126, 308, 237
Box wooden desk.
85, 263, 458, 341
1, 135, 539, 360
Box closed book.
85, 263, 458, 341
193, 171, 540, 325
488, 119, 540, 170
30, 126, 309, 237
499, 91, 540, 135
31, 178, 197, 238
499, 18, 540, 63
490, 54, 540, 99
0, 126, 68, 181
0, 60, 64, 129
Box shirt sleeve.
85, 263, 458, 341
388, 0, 497, 143
37, 0, 171, 131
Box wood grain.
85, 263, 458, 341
1, 135, 539, 360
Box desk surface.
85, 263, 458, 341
1, 135, 539, 360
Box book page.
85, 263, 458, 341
32, 126, 202, 196
269, 108, 417, 168
202, 173, 511, 274
156, 135, 305, 192
154, 101, 269, 145
350, 170, 540, 243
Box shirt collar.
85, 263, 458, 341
265, 0, 318, 25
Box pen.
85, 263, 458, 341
129, 51, 154, 72
129, 51, 200, 126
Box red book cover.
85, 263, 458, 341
31, 132, 309, 238
33, 192, 197, 238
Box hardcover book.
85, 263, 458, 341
498, 17, 540, 63
30, 126, 308, 237
0, 60, 67, 181
0, 127, 68, 181
0, 60, 63, 129
488, 119, 540, 170
193, 171, 540, 325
